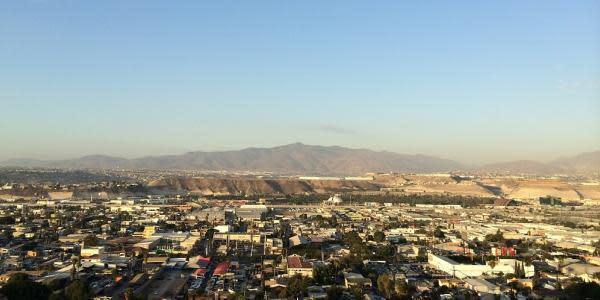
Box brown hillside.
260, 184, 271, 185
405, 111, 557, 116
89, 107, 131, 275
147, 177, 381, 195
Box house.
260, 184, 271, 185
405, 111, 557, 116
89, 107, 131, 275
343, 272, 372, 289
286, 255, 313, 278
289, 235, 309, 247
463, 278, 500, 294
80, 246, 105, 258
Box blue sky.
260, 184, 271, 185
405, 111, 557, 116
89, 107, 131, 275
1, 1, 599, 164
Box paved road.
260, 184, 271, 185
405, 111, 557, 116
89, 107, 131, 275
138, 270, 187, 300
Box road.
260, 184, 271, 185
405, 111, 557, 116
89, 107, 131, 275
137, 269, 188, 300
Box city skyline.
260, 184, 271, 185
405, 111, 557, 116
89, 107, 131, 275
2, 1, 599, 163
2, 2, 600, 299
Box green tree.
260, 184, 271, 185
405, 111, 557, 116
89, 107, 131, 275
286, 274, 313, 298
485, 229, 504, 243
562, 281, 600, 300
433, 227, 445, 239
326, 285, 345, 300
394, 281, 416, 299
0, 273, 51, 300
64, 279, 91, 300
124, 288, 147, 300
82, 235, 99, 247
0, 216, 15, 224
342, 231, 369, 258
227, 292, 245, 300
49, 291, 68, 300
1, 228, 13, 239
377, 274, 394, 299
313, 264, 335, 285
373, 231, 386, 242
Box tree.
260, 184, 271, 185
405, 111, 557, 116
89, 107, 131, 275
485, 230, 504, 243
124, 288, 147, 300
377, 274, 394, 299
326, 285, 345, 300
0, 216, 15, 224
227, 292, 245, 300
0, 273, 51, 300
532, 272, 540, 290
562, 281, 600, 300
46, 277, 68, 292
514, 261, 522, 278
82, 235, 99, 247
373, 231, 386, 243
394, 281, 416, 299
111, 268, 120, 279
372, 245, 396, 261
286, 274, 313, 298
330, 216, 338, 227
313, 264, 336, 285
1, 228, 13, 239
21, 241, 39, 251
433, 227, 445, 239
342, 231, 369, 258
64, 279, 91, 300
49, 291, 68, 300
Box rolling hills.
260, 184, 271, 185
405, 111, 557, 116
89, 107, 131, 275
1, 144, 598, 175
0, 143, 463, 175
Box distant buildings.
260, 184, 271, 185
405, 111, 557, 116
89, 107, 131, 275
540, 196, 563, 206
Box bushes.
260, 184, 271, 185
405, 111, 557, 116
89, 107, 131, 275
562, 281, 600, 300
0, 273, 51, 300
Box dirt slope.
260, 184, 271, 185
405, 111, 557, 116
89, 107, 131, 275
147, 177, 381, 195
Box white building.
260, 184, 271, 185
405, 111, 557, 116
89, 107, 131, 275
428, 254, 534, 279
325, 194, 343, 205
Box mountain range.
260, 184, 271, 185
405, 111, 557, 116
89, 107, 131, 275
1, 143, 599, 175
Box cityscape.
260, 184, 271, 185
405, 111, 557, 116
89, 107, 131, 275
2, 1, 600, 300
0, 165, 599, 300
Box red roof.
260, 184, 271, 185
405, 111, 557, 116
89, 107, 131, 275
194, 268, 207, 276
287, 255, 313, 269
197, 256, 211, 262
213, 262, 230, 276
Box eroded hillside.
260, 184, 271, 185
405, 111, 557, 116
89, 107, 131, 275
147, 177, 382, 195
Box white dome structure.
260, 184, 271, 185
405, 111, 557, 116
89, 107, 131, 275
326, 194, 343, 204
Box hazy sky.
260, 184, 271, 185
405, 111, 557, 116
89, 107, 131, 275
1, 1, 599, 164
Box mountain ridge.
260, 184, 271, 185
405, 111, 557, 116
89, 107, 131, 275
1, 144, 598, 175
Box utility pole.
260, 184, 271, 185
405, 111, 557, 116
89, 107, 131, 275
250, 233, 254, 257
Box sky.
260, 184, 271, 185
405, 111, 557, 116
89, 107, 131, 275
1, 1, 599, 164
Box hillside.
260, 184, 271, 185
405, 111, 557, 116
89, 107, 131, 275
0, 143, 463, 175
147, 177, 381, 195
475, 151, 600, 175
1, 144, 599, 175
475, 160, 558, 175
549, 151, 600, 174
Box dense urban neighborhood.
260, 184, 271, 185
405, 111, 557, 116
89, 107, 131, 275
0, 171, 599, 300
4, 0, 599, 299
